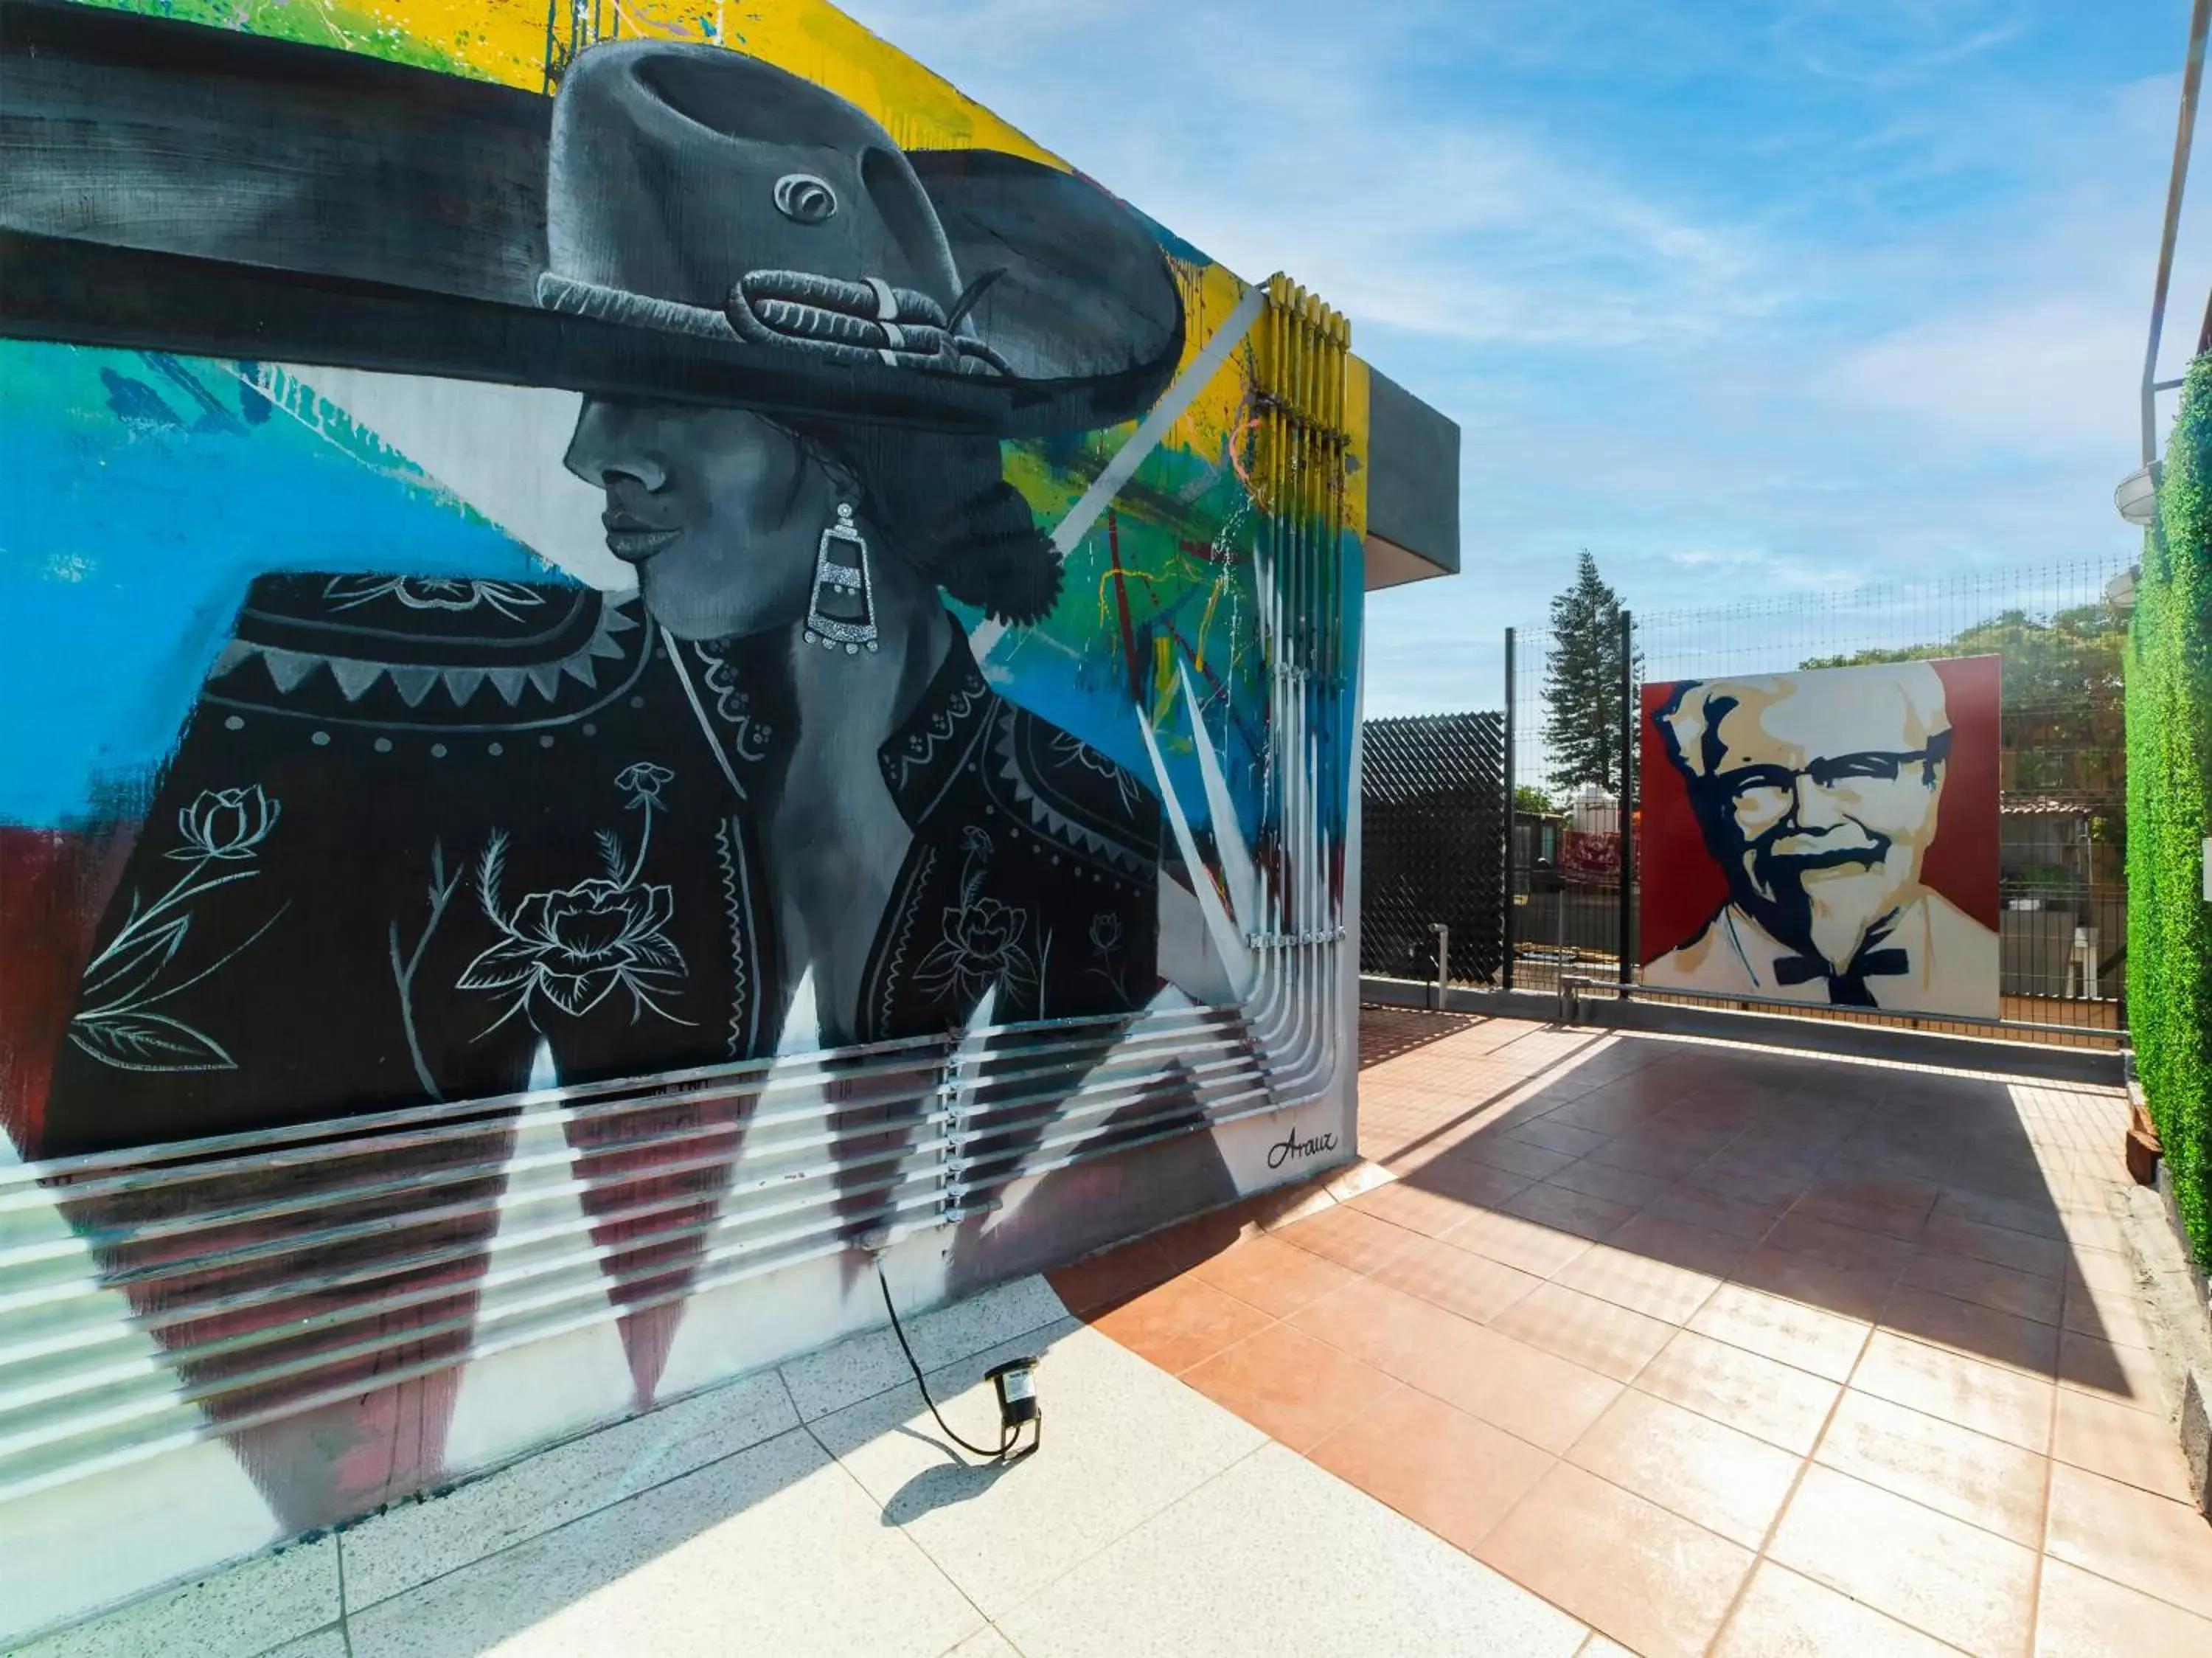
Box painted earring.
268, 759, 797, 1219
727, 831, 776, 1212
804, 502, 879, 655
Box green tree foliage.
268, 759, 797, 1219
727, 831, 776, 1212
1802, 603, 2128, 836
1543, 551, 1640, 795
1513, 784, 1559, 816
2130, 355, 2212, 1269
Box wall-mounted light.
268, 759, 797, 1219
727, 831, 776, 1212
2115, 464, 2160, 528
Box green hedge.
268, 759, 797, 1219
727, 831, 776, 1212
2132, 353, 2212, 1269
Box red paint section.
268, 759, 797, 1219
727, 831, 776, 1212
1638, 655, 2003, 963
566, 1090, 758, 1410
0, 823, 137, 1155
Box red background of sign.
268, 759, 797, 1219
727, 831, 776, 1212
1637, 654, 2001, 965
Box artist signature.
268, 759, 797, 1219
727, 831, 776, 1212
1267, 1123, 1340, 1170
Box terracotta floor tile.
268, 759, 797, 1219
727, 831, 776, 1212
1899, 1249, 2065, 1325
2032, 1555, 2212, 1658
1501, 1117, 1613, 1158
1880, 1283, 2061, 1376
1764, 1210, 1921, 1277
1931, 1187, 2065, 1242
1713, 1561, 1964, 1658
1547, 1157, 1674, 1210
1732, 1243, 1898, 1323
1585, 1129, 1730, 1179
1445, 1204, 1597, 1277
1475, 1460, 1753, 1658
1401, 1151, 1538, 1209
1459, 1134, 1581, 1181
1180, 1322, 1398, 1452
1420, 1323, 1626, 1453
2068, 1247, 2141, 1298
1372, 1235, 1543, 1325
1641, 1184, 1789, 1242
1849, 1331, 2053, 1453
1187, 1232, 1362, 1319
1688, 1283, 1871, 1383
2045, 1462, 2212, 1620
1603, 1211, 1755, 1279
1814, 1390, 2048, 1547
1768, 1464, 2038, 1655
1307, 1384, 1556, 1554
1344, 1178, 1486, 1240
1552, 1241, 1722, 1325
1687, 1162, 1818, 1211
1146, 1203, 1259, 1273
1090, 1274, 1276, 1376
1046, 1236, 1178, 1316
1634, 1329, 1840, 1455
1790, 1187, 1940, 1244
1273, 1203, 1424, 1275
2062, 1281, 2157, 1349
1491, 1281, 1676, 1382
1564, 1387, 1801, 1547
1919, 1211, 2068, 1280
2057, 1328, 2168, 1413
1289, 1277, 1481, 1381
1499, 1182, 1644, 1242
2053, 1387, 2199, 1502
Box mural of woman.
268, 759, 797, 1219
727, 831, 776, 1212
27, 37, 1208, 1525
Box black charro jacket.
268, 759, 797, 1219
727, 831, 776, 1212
41, 574, 1165, 1156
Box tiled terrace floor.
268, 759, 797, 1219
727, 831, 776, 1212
1052, 1009, 2212, 1658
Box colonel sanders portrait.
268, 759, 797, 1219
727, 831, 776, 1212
1643, 660, 1999, 1020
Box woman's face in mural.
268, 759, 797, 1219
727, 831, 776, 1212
563, 399, 840, 641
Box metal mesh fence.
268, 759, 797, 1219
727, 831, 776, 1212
1358, 712, 1506, 987
1498, 557, 2132, 1048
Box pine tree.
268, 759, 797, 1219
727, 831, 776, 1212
1542, 550, 1639, 796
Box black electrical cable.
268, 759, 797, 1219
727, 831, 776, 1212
874, 1256, 1015, 1461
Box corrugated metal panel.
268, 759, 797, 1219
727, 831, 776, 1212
0, 1001, 1270, 1505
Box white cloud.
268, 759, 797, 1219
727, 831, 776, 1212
844, 0, 2176, 717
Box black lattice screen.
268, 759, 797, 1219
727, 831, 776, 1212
1359, 711, 1506, 984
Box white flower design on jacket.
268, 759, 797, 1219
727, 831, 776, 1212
167, 785, 281, 861
460, 765, 693, 1033
70, 783, 288, 1072
914, 826, 1038, 1003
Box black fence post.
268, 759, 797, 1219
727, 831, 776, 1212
1618, 609, 1635, 997
1502, 627, 1517, 995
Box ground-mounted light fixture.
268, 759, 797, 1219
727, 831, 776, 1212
867, 1241, 1046, 1466
984, 1357, 1044, 1463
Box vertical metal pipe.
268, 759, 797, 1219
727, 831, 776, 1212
2143, 0, 2212, 466
1501, 627, 1517, 994
1617, 608, 1635, 996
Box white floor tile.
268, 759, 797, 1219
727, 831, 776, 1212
780, 1274, 1068, 1422
254, 1629, 349, 1658
939, 1627, 1027, 1658
342, 1369, 797, 1608
346, 1425, 980, 1658
7, 1536, 337, 1658
814, 1322, 1264, 1620
995, 1443, 1590, 1658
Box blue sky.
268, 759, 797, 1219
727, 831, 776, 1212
844, 0, 2205, 714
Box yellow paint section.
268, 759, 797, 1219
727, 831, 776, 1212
369, 0, 1062, 164
1343, 354, 1371, 540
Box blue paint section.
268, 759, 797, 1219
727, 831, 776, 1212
0, 343, 566, 828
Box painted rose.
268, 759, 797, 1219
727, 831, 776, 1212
918, 897, 1036, 1000
168, 785, 281, 861
615, 762, 676, 808
459, 878, 686, 1018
